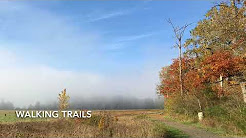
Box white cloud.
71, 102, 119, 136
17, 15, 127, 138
116, 33, 157, 42
104, 32, 160, 51
87, 10, 130, 22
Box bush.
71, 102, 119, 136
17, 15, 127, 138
153, 121, 189, 138
84, 115, 101, 126
205, 106, 227, 118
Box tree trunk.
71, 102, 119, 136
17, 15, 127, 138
220, 74, 223, 89
218, 74, 224, 98
240, 82, 246, 103
167, 19, 189, 97
179, 41, 183, 96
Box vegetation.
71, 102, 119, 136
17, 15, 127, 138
0, 110, 189, 138
152, 120, 189, 138
0, 90, 184, 137
58, 88, 70, 110
157, 0, 246, 136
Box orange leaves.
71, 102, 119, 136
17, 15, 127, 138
201, 51, 244, 82
158, 57, 204, 96
158, 50, 245, 98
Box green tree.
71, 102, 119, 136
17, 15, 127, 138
185, 0, 245, 57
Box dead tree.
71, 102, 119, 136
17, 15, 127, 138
168, 19, 190, 96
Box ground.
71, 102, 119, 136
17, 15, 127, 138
0, 109, 242, 138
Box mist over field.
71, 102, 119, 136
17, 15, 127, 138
0, 66, 159, 107
0, 96, 164, 110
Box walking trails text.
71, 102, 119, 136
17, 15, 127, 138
15, 110, 92, 118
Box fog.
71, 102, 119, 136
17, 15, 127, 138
0, 100, 15, 110
0, 96, 164, 110
70, 96, 164, 110
0, 65, 160, 108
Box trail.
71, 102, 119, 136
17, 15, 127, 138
148, 114, 241, 138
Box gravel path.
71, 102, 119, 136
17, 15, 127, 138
149, 114, 242, 138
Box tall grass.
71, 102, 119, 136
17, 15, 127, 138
0, 110, 181, 138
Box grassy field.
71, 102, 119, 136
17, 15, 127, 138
0, 109, 189, 138
0, 110, 55, 123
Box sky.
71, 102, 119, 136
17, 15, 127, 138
0, 0, 219, 107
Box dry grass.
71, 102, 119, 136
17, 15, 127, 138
0, 110, 178, 138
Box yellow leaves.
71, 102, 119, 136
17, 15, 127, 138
186, 1, 245, 58
98, 117, 105, 130
98, 111, 116, 136
58, 88, 70, 110
228, 80, 238, 85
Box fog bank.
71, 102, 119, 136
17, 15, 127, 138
0, 96, 164, 110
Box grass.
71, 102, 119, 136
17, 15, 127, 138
152, 120, 189, 138
162, 112, 234, 136
0, 110, 53, 123
135, 112, 189, 138
134, 114, 150, 119
0, 109, 189, 138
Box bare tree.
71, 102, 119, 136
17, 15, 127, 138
168, 19, 190, 96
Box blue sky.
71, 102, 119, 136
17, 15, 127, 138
0, 0, 218, 106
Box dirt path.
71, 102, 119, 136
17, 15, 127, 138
148, 114, 240, 138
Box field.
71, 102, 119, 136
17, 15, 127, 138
0, 109, 190, 138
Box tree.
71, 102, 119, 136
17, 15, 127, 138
168, 19, 191, 96
201, 51, 244, 82
185, 0, 245, 57
157, 57, 204, 97
58, 88, 70, 110
157, 1, 246, 132
200, 51, 245, 97
184, 0, 246, 101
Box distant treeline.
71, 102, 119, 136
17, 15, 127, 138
0, 96, 164, 110
0, 100, 15, 110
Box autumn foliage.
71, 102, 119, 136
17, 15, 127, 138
158, 57, 203, 97
201, 51, 245, 82
58, 88, 70, 111
157, 0, 246, 135
158, 0, 245, 99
